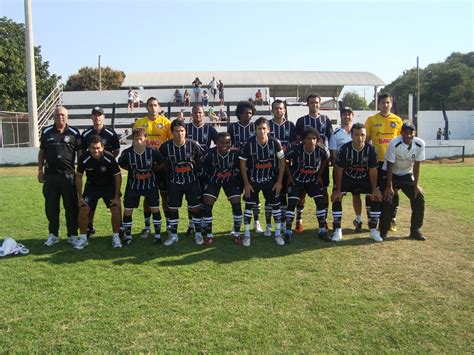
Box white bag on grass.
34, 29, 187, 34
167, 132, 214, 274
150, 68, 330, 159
0, 237, 29, 257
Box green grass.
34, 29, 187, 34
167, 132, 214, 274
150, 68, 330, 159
0, 164, 472, 352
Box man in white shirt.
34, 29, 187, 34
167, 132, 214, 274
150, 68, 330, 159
380, 121, 426, 240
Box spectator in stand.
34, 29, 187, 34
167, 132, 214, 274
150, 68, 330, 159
202, 90, 209, 107
174, 89, 183, 105
176, 109, 185, 122
184, 89, 191, 107
255, 89, 263, 105
208, 106, 218, 126
127, 88, 134, 113
133, 91, 140, 109
209, 77, 218, 101
218, 80, 225, 105
436, 128, 442, 140
218, 108, 228, 127
192, 77, 202, 102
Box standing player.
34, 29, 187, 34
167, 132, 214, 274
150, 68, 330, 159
239, 117, 286, 247
266, 99, 296, 236
118, 128, 165, 245
331, 123, 383, 242
81, 106, 121, 238
329, 107, 364, 231
159, 120, 204, 246
365, 93, 403, 231
285, 127, 330, 242
228, 101, 264, 233
295, 94, 333, 232
133, 97, 172, 238
75, 136, 122, 249
201, 132, 243, 245
380, 121, 426, 240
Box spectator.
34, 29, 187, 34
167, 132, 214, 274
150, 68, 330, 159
174, 89, 183, 104
192, 76, 202, 102
436, 128, 442, 140
255, 89, 263, 105
127, 88, 134, 113
208, 106, 218, 126
176, 109, 185, 122
209, 76, 218, 101
133, 91, 140, 109
218, 80, 224, 105
202, 90, 209, 107
184, 89, 191, 107
218, 108, 228, 126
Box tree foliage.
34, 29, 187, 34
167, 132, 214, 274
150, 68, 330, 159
341, 92, 368, 110
65, 66, 125, 91
382, 52, 474, 114
0, 17, 60, 112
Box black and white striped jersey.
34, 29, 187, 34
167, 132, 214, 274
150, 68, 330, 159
118, 146, 164, 191
268, 119, 296, 150
77, 150, 120, 187
185, 122, 219, 151
335, 142, 378, 181
295, 114, 333, 145
203, 147, 241, 185
228, 121, 255, 149
286, 143, 329, 184
159, 139, 203, 185
81, 126, 120, 153
239, 136, 284, 185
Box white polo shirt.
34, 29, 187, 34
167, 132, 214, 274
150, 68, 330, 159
329, 126, 352, 151
383, 136, 425, 175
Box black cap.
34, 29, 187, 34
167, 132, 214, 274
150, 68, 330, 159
401, 121, 416, 131
91, 106, 104, 115
340, 106, 354, 114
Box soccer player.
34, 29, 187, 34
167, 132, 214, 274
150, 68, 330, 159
38, 106, 81, 247
228, 101, 263, 233
118, 128, 165, 245
329, 106, 364, 231
201, 132, 243, 245
159, 119, 204, 246
81, 106, 121, 238
239, 117, 286, 247
380, 121, 426, 240
133, 97, 172, 238
266, 99, 296, 236
331, 123, 383, 242
75, 136, 122, 249
365, 92, 403, 231
285, 127, 330, 242
294, 94, 333, 232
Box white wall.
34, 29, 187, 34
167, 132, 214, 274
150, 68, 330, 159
418, 111, 474, 141
0, 147, 39, 165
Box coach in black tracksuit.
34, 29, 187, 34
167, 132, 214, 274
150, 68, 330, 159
38, 106, 82, 244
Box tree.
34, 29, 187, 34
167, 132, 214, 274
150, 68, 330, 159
0, 17, 60, 112
65, 66, 125, 91
383, 52, 474, 114
341, 92, 368, 110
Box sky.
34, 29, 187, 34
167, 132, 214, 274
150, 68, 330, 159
1, 0, 473, 99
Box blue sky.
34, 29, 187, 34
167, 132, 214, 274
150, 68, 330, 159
2, 0, 473, 98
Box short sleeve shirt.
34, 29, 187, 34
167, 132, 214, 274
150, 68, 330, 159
365, 112, 403, 162
383, 136, 425, 175
133, 115, 172, 149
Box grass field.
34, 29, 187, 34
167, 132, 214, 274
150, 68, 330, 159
0, 163, 473, 352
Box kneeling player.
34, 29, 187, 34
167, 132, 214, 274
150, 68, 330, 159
201, 132, 243, 245
75, 136, 122, 249
285, 127, 330, 242
118, 128, 165, 245
331, 123, 383, 242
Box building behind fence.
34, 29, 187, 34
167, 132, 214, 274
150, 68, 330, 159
0, 111, 30, 147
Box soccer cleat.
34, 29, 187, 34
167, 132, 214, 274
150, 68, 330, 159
164, 235, 178, 246
204, 236, 214, 246
275, 235, 285, 246
353, 219, 363, 232
263, 226, 272, 237
186, 226, 195, 236
67, 235, 78, 246
86, 227, 96, 238
153, 234, 161, 245
44, 234, 59, 247
112, 235, 122, 248
195, 234, 204, 245
389, 218, 397, 232
380, 232, 388, 241
123, 236, 132, 246
242, 236, 251, 247
234, 235, 243, 245
331, 229, 342, 242
319, 230, 332, 242
284, 231, 293, 244
140, 228, 151, 239
295, 220, 304, 233
74, 236, 89, 250
370, 229, 383, 242
409, 229, 427, 241
254, 221, 263, 233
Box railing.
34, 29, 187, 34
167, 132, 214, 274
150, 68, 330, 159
37, 82, 63, 133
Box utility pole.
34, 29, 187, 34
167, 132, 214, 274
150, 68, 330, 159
416, 56, 420, 127
98, 55, 102, 91
24, 0, 39, 147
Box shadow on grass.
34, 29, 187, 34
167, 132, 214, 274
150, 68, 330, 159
6, 227, 415, 267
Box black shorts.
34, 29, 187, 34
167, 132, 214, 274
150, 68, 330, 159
168, 182, 201, 209
288, 182, 324, 200
83, 183, 116, 209
377, 162, 386, 186
379, 173, 414, 190
203, 180, 242, 200
156, 169, 168, 192
337, 176, 372, 195
244, 182, 279, 206
279, 173, 289, 195
124, 188, 159, 209
321, 166, 330, 188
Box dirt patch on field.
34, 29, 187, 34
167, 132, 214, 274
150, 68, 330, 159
424, 156, 474, 165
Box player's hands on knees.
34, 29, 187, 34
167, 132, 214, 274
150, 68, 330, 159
110, 197, 121, 207
331, 191, 342, 202
37, 171, 45, 183
272, 181, 282, 195
78, 198, 89, 208
244, 183, 254, 198
371, 188, 383, 202
383, 187, 394, 201
414, 185, 424, 198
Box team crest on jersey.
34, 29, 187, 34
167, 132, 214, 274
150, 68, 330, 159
203, 133, 208, 140
146, 159, 152, 166
157, 123, 163, 129
63, 136, 70, 143
269, 149, 274, 154
102, 138, 107, 145
390, 121, 397, 128
362, 156, 368, 162
100, 166, 107, 172
411, 154, 416, 160
284, 129, 289, 137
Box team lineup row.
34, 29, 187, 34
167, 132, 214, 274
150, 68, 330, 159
37, 93, 427, 250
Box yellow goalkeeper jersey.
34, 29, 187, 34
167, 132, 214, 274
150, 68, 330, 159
365, 112, 403, 162
133, 115, 172, 149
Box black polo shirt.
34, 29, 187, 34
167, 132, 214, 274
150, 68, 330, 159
81, 126, 120, 153
77, 150, 121, 187
40, 124, 81, 174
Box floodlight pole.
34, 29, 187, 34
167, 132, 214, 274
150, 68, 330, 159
416, 56, 420, 127
25, 0, 39, 147
98, 55, 102, 91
